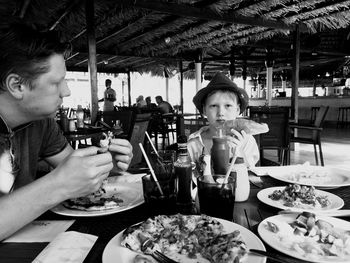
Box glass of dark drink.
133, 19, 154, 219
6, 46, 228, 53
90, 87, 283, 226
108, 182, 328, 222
197, 175, 236, 220
150, 150, 176, 180
142, 174, 177, 216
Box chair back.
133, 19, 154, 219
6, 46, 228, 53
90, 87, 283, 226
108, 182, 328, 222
312, 106, 329, 139
249, 106, 290, 149
183, 118, 209, 138
129, 113, 152, 167
102, 110, 135, 139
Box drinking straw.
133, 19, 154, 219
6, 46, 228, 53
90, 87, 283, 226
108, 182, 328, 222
145, 131, 159, 158
223, 154, 238, 184
138, 143, 164, 196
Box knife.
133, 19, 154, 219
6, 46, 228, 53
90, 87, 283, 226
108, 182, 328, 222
278, 209, 350, 217
249, 249, 310, 263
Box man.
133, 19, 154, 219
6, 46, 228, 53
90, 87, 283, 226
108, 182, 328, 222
100, 79, 116, 111
0, 19, 133, 240
136, 95, 147, 108
145, 96, 157, 109
155, 95, 173, 114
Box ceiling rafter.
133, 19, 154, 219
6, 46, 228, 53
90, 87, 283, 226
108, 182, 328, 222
129, 0, 308, 31
49, 0, 83, 31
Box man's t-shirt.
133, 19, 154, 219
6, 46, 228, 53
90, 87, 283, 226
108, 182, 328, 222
158, 101, 173, 114
0, 117, 68, 193
104, 88, 116, 111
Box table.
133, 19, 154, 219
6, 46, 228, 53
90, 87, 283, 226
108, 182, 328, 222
1, 175, 349, 263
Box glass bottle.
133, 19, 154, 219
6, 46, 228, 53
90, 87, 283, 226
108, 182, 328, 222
174, 138, 192, 214
211, 125, 229, 176
76, 105, 84, 129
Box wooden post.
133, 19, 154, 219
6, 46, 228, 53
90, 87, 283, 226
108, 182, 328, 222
291, 24, 300, 122
127, 71, 131, 106
165, 76, 169, 102
85, 0, 98, 124
179, 60, 184, 112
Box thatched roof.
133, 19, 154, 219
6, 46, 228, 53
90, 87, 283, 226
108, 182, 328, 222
2, 0, 350, 79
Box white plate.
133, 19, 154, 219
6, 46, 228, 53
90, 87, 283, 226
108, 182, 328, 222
258, 214, 350, 263
102, 217, 266, 263
257, 186, 344, 213
264, 165, 350, 189
51, 182, 144, 217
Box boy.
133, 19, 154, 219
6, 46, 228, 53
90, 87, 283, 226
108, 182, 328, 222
187, 72, 260, 172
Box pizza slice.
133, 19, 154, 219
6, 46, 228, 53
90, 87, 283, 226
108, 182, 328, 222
202, 231, 247, 263
224, 119, 269, 136
62, 179, 123, 211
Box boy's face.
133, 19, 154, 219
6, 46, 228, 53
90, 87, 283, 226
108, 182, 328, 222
203, 91, 240, 127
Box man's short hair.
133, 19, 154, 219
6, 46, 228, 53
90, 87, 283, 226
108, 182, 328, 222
0, 17, 71, 92
155, 96, 163, 101
105, 79, 112, 86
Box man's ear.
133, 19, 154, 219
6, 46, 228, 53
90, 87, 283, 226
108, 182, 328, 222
6, 74, 25, 99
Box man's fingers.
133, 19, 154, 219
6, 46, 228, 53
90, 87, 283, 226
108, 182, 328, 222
71, 146, 100, 157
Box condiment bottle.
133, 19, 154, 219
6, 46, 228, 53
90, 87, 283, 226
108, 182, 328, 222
76, 105, 84, 128
174, 136, 192, 214
211, 126, 229, 176
233, 161, 250, 202
60, 109, 69, 133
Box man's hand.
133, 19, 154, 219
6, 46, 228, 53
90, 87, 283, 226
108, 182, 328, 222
108, 138, 133, 171
52, 146, 113, 199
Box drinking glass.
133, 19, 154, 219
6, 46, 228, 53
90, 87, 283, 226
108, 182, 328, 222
142, 174, 177, 215
197, 175, 236, 220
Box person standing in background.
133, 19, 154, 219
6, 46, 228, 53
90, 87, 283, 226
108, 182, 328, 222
99, 79, 116, 111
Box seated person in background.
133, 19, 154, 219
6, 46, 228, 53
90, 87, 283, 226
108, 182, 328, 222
145, 96, 157, 109
0, 19, 133, 240
155, 95, 173, 114
136, 95, 147, 108
187, 72, 260, 173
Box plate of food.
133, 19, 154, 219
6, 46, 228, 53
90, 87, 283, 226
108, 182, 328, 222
51, 177, 144, 217
257, 185, 344, 213
266, 165, 350, 189
102, 214, 266, 263
258, 212, 350, 263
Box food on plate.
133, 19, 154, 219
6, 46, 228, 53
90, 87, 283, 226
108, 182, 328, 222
268, 184, 330, 209
99, 131, 114, 152
224, 119, 269, 136
121, 214, 247, 263
286, 167, 331, 185
265, 212, 350, 260
133, 254, 153, 263
62, 179, 123, 211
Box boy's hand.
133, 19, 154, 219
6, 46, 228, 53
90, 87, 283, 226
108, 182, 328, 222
227, 129, 249, 155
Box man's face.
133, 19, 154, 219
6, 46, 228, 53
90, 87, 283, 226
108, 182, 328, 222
156, 98, 161, 104
21, 54, 70, 119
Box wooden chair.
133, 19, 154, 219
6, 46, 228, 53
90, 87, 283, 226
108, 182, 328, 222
289, 106, 329, 166
249, 106, 290, 166
129, 113, 152, 167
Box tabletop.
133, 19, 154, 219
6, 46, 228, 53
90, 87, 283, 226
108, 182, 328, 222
1, 174, 349, 263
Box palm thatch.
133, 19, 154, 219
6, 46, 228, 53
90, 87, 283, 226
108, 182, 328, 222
1, 0, 350, 79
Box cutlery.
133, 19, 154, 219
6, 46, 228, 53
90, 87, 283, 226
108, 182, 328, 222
278, 209, 350, 217
151, 250, 178, 263
249, 249, 310, 263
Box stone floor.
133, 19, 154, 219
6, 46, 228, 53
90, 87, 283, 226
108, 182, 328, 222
264, 127, 350, 169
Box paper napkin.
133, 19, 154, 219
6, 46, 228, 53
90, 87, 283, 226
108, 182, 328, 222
3, 220, 75, 243
32, 231, 97, 263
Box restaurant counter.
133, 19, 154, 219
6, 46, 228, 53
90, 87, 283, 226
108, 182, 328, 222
249, 96, 350, 124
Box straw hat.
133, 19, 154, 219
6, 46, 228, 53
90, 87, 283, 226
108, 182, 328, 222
193, 72, 249, 114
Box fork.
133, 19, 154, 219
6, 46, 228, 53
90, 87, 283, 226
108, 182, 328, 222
151, 250, 178, 263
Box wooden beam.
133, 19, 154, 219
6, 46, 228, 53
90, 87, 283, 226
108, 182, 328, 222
127, 71, 131, 106
85, 0, 98, 124
131, 0, 308, 32
291, 24, 300, 122
19, 0, 31, 18
49, 0, 82, 31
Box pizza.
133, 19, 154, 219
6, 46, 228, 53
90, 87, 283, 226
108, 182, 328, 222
224, 119, 269, 136
121, 214, 247, 263
62, 179, 124, 211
